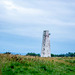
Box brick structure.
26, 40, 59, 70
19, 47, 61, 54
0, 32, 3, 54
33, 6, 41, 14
41, 30, 51, 57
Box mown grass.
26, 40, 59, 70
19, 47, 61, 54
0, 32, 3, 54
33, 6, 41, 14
0, 54, 75, 75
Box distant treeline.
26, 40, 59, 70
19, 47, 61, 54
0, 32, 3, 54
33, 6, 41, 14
51, 52, 75, 57
4, 52, 75, 57
26, 52, 75, 57
26, 53, 40, 57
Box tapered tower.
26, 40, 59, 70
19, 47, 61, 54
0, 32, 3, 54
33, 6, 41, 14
41, 30, 51, 57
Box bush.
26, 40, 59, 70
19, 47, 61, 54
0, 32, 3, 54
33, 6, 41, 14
26, 53, 40, 57
4, 52, 11, 54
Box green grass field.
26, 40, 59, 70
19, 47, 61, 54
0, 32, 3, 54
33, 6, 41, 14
0, 54, 75, 75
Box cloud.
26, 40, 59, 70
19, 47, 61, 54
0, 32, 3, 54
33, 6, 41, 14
0, 0, 75, 40
0, 0, 44, 15
0, 0, 75, 25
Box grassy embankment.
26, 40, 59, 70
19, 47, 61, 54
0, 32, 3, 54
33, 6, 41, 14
0, 54, 75, 75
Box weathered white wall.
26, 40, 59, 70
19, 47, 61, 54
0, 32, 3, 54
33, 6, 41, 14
41, 30, 51, 57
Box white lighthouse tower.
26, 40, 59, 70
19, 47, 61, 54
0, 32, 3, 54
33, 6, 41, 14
41, 30, 51, 57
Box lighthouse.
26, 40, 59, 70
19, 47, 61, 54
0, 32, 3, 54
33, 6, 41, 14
41, 30, 51, 57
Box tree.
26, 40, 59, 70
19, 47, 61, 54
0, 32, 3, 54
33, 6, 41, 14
26, 53, 40, 57
4, 52, 11, 54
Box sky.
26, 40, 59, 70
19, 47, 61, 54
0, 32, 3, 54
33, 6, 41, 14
0, 0, 75, 55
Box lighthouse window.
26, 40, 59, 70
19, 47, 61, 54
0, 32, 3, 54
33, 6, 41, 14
43, 52, 45, 55
43, 48, 45, 51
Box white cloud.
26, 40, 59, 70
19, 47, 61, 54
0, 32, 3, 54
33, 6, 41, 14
1, 0, 43, 15
0, 0, 75, 40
